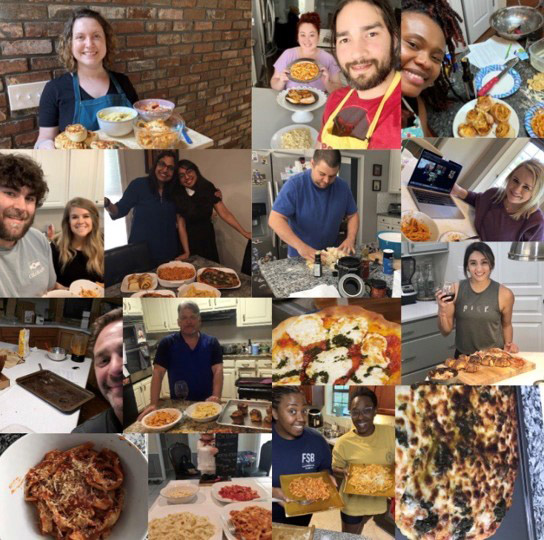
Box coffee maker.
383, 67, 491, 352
401, 257, 418, 305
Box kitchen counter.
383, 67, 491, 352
0, 321, 90, 334
106, 254, 251, 298
0, 341, 92, 433
223, 354, 271, 359
251, 87, 323, 148
259, 256, 394, 298
125, 399, 272, 434
402, 301, 438, 322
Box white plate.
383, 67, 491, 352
453, 98, 519, 138
185, 402, 223, 423
156, 261, 197, 288
271, 125, 319, 149
439, 231, 470, 242
69, 279, 104, 298
148, 502, 222, 540
131, 289, 175, 298
177, 282, 221, 298
277, 86, 327, 112
220, 500, 272, 540
42, 290, 77, 298
401, 210, 439, 242
160, 480, 200, 504
211, 480, 269, 504
120, 272, 158, 293
196, 267, 241, 290
141, 408, 182, 432
0, 434, 147, 540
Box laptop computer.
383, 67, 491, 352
407, 149, 464, 219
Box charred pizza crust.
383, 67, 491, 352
272, 305, 401, 385
395, 385, 518, 540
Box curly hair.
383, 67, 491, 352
58, 8, 116, 72
89, 307, 122, 358
53, 197, 104, 277
0, 153, 49, 208
402, 0, 466, 110
272, 386, 305, 410
297, 11, 321, 34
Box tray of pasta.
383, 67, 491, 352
343, 463, 395, 497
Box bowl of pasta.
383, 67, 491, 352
156, 261, 197, 288
185, 402, 223, 423
160, 481, 200, 504
0, 434, 147, 540
97, 106, 137, 136
141, 408, 183, 432
401, 210, 439, 242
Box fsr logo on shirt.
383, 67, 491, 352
28, 260, 45, 279
301, 452, 315, 470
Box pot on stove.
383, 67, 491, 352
337, 256, 361, 279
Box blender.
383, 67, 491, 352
401, 257, 418, 305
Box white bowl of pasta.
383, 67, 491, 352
141, 408, 183, 432
160, 481, 200, 504
185, 401, 223, 423
401, 210, 439, 242
0, 434, 148, 540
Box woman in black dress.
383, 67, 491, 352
174, 159, 251, 263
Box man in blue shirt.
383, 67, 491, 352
137, 301, 223, 420
269, 150, 359, 260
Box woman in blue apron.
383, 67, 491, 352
401, 0, 465, 138
36, 8, 138, 149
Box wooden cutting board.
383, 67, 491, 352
436, 358, 536, 384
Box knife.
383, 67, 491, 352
477, 58, 519, 97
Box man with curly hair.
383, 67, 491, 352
0, 153, 56, 296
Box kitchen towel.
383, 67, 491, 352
289, 284, 341, 298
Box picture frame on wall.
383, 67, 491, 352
373, 164, 382, 176
372, 180, 381, 191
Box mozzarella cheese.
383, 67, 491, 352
361, 333, 388, 366
307, 347, 351, 383
285, 314, 328, 347
354, 365, 388, 384
329, 317, 367, 345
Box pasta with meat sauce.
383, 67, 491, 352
24, 442, 124, 540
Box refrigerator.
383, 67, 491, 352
252, 0, 276, 87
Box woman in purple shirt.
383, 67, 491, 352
270, 12, 342, 93
451, 159, 544, 241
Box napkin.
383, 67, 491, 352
289, 284, 341, 298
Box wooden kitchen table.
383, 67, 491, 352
106, 254, 251, 298
125, 399, 272, 434
0, 342, 92, 433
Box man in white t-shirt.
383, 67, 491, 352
0, 154, 56, 296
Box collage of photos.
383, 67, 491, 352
0, 0, 544, 540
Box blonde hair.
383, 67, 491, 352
53, 198, 104, 277
58, 8, 116, 72
492, 159, 544, 220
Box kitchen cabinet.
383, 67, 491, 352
403, 241, 449, 255
123, 298, 142, 316
388, 150, 401, 193
142, 300, 169, 332
68, 150, 104, 205
237, 299, 272, 327
377, 215, 400, 232
223, 367, 237, 400
402, 316, 456, 383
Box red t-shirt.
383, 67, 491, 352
319, 82, 401, 149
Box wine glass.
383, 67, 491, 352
441, 282, 455, 303
174, 380, 189, 414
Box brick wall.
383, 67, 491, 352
0, 0, 252, 149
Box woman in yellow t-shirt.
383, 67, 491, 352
332, 387, 395, 535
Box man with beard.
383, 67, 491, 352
0, 154, 56, 296
73, 308, 124, 433
319, 0, 401, 149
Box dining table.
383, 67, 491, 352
0, 342, 92, 433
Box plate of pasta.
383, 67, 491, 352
0, 434, 147, 540
185, 402, 223, 423
157, 261, 197, 287
343, 463, 395, 497
221, 501, 272, 540
141, 408, 183, 432
149, 504, 222, 540
401, 210, 438, 242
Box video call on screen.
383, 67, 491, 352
410, 150, 462, 193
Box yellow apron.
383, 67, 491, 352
321, 71, 401, 149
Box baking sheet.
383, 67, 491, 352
395, 388, 536, 539
280, 471, 344, 517
343, 463, 395, 497
15, 370, 94, 413
216, 399, 272, 431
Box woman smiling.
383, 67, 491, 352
401, 0, 465, 137
36, 8, 138, 149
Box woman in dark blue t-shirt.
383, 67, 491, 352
272, 386, 335, 526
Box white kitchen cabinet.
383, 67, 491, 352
258, 367, 273, 378
388, 150, 401, 193
377, 215, 400, 232
222, 367, 237, 400
133, 379, 149, 412
68, 150, 104, 205
213, 298, 238, 310
403, 241, 449, 255
123, 298, 142, 316
237, 299, 272, 326
142, 299, 169, 332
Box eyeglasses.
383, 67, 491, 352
349, 407, 375, 417
157, 160, 175, 172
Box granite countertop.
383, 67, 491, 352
427, 50, 541, 137
105, 254, 251, 298
124, 399, 272, 434
259, 257, 394, 298
314, 530, 373, 540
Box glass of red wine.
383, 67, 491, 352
441, 282, 455, 303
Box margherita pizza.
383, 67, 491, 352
272, 305, 401, 385
395, 385, 518, 540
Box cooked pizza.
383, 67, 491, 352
197, 267, 240, 288
290, 61, 319, 81
395, 385, 518, 540
272, 305, 401, 385
444, 348, 526, 372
